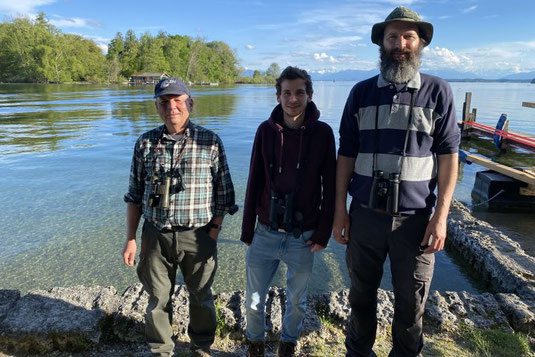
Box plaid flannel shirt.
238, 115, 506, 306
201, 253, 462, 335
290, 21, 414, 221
124, 122, 236, 230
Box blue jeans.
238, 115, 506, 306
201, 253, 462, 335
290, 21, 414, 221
245, 223, 315, 344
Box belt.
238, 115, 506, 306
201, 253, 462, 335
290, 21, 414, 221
359, 204, 402, 217
161, 226, 193, 232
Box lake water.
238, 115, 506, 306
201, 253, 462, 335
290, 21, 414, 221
0, 81, 533, 295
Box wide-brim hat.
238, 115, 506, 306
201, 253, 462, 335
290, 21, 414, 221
371, 6, 433, 46
154, 77, 190, 98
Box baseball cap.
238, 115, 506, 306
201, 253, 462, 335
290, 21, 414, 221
154, 77, 190, 98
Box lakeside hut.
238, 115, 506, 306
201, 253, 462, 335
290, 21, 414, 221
129, 72, 169, 85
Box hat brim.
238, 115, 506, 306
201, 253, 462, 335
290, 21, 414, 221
154, 88, 189, 98
371, 19, 433, 46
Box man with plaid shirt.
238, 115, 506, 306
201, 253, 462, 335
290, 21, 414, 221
122, 77, 237, 357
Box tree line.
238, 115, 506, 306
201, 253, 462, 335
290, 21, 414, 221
0, 13, 279, 84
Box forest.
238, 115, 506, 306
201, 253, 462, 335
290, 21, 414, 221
0, 13, 278, 84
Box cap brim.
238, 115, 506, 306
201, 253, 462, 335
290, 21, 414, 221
371, 20, 433, 46
154, 88, 189, 98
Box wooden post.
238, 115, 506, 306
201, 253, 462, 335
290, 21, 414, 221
462, 92, 473, 138
522, 101, 535, 108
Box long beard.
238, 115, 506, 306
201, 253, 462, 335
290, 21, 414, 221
379, 45, 422, 84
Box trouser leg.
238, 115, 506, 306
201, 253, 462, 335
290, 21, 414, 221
176, 226, 218, 351
245, 224, 280, 342
137, 221, 177, 357
345, 206, 389, 357
388, 214, 434, 357
280, 229, 315, 343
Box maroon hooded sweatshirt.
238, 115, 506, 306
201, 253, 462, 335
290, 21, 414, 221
240, 101, 336, 247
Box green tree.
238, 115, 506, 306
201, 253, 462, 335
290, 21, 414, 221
163, 34, 190, 79
253, 70, 262, 78
121, 30, 140, 78
0, 13, 107, 83
266, 62, 281, 78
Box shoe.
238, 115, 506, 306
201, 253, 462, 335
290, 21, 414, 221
190, 344, 211, 357
246, 340, 265, 357
277, 341, 296, 357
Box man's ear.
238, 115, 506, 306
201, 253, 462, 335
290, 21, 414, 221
276, 94, 281, 104
189, 98, 194, 111
307, 94, 313, 103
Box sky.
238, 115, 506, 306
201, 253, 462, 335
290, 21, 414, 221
0, 0, 534, 77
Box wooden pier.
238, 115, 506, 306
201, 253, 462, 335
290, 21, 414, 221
459, 93, 535, 209
461, 93, 535, 152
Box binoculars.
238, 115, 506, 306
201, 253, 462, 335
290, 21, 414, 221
148, 175, 171, 209
269, 190, 303, 238
368, 170, 400, 215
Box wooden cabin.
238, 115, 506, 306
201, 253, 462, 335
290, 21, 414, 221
130, 72, 169, 85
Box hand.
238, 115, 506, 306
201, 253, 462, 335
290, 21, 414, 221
208, 227, 220, 241
122, 239, 137, 266
421, 215, 447, 254
306, 240, 326, 253
333, 209, 350, 245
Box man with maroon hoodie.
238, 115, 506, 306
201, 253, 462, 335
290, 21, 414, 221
240, 66, 336, 356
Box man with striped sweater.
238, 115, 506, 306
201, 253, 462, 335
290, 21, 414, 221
333, 6, 460, 357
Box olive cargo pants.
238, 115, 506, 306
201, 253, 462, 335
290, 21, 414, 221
137, 221, 218, 356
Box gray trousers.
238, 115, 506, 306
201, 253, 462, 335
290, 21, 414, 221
345, 204, 434, 357
137, 221, 217, 356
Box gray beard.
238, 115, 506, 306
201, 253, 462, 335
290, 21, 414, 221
379, 46, 422, 84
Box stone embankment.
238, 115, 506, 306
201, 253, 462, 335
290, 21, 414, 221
0, 200, 533, 355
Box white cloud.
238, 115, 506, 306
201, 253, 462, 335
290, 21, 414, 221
299, 5, 385, 34
461, 5, 478, 14
421, 42, 535, 76
422, 46, 474, 72
313, 36, 362, 49
0, 0, 55, 15
314, 52, 337, 63
245, 44, 254, 50
49, 15, 100, 28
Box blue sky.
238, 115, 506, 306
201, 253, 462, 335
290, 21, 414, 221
1, 0, 534, 77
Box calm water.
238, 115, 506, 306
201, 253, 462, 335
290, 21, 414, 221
0, 82, 533, 295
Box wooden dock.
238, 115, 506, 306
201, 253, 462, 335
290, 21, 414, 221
461, 93, 535, 152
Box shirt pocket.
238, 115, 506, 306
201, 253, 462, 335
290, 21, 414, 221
179, 154, 214, 188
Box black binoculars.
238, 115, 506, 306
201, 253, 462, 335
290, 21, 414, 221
269, 190, 303, 238
368, 170, 400, 215
148, 175, 171, 209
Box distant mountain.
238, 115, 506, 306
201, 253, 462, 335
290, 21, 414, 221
421, 69, 481, 80
309, 68, 535, 82
243, 68, 534, 82
500, 71, 535, 80
310, 69, 378, 81
309, 68, 483, 81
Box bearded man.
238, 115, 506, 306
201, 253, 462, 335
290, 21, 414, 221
333, 6, 460, 357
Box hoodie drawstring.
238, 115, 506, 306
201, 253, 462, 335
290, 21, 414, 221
278, 128, 284, 174
296, 126, 305, 169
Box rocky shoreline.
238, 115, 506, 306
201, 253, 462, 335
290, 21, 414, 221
1, 200, 534, 356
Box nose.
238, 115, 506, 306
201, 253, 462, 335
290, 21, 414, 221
395, 35, 406, 49
167, 100, 179, 112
